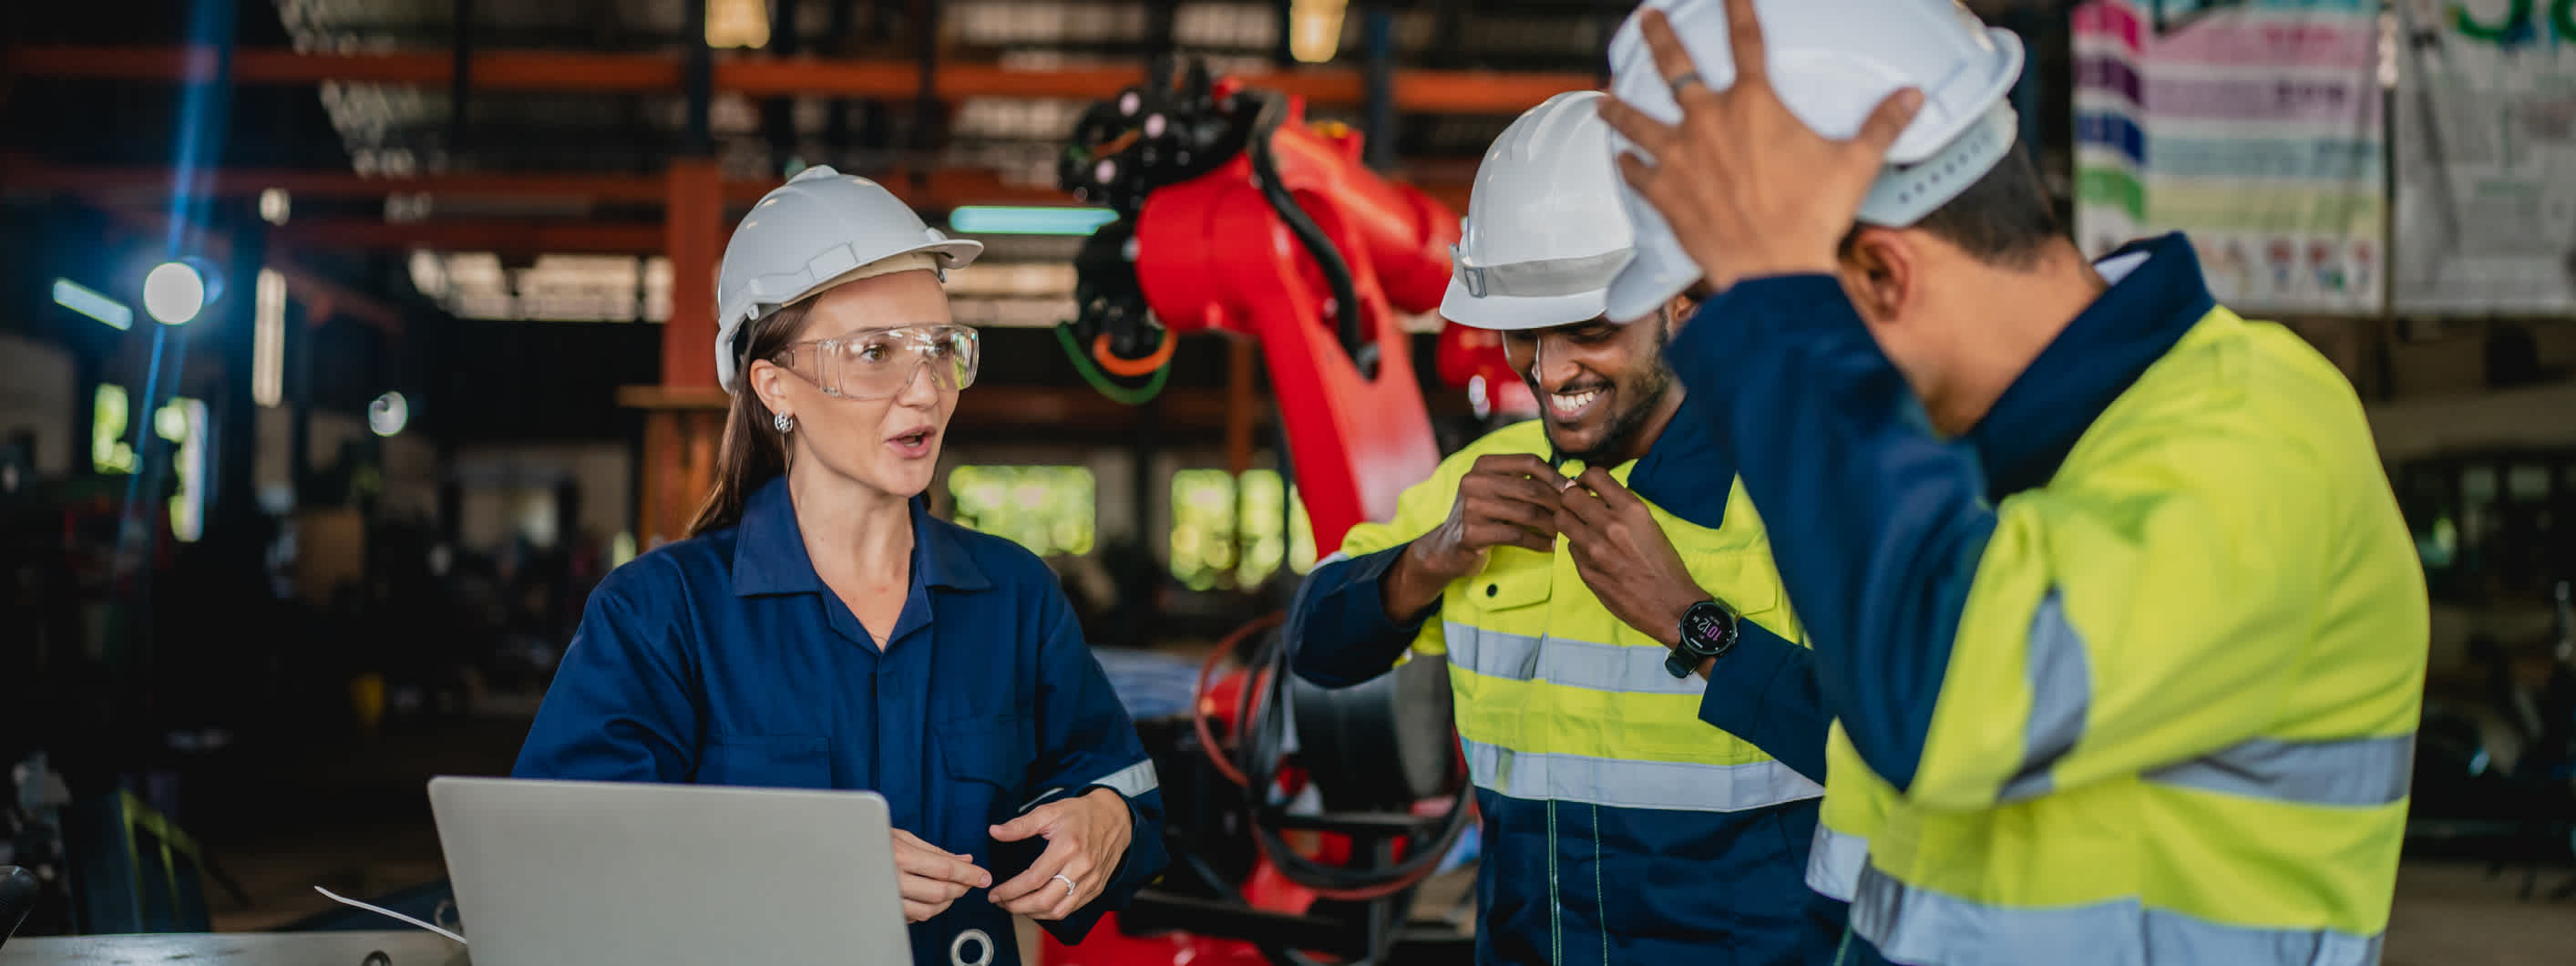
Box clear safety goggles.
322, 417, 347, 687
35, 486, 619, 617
770, 324, 980, 400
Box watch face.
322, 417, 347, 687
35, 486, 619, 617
1683, 602, 1737, 656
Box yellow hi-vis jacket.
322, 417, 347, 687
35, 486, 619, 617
1286, 417, 1842, 965
1665, 235, 2428, 966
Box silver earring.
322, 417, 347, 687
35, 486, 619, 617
774, 412, 795, 433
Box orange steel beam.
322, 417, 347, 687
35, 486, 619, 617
2, 156, 1100, 209
8, 156, 1474, 244
4, 46, 1587, 114
272, 219, 668, 253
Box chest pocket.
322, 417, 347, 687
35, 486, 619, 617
1451, 549, 1554, 683
1685, 546, 1782, 622
696, 735, 830, 789
938, 714, 1034, 813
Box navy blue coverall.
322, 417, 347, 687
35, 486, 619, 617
515, 478, 1168, 965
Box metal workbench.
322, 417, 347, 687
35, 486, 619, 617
0, 932, 464, 966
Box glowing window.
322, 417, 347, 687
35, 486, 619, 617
92, 385, 136, 474
949, 466, 1097, 559
90, 385, 207, 540
1171, 468, 1318, 591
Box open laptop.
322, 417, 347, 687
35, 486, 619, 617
426, 776, 910, 965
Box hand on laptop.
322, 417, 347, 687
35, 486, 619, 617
893, 828, 992, 923
987, 787, 1133, 920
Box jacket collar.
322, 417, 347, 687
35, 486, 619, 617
1626, 390, 1735, 529
1962, 232, 2213, 500
732, 478, 991, 597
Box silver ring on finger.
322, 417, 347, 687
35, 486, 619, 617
1668, 70, 1704, 98
1052, 872, 1078, 899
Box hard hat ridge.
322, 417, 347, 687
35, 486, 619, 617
1600, 0, 2027, 322
1441, 90, 1641, 332
713, 166, 984, 393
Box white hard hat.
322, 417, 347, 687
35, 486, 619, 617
713, 165, 984, 393
1440, 90, 1639, 332
1601, 0, 2026, 322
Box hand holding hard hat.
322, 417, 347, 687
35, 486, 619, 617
1594, 0, 2026, 312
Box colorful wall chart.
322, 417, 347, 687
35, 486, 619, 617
2073, 0, 2388, 314
2391, 0, 2576, 314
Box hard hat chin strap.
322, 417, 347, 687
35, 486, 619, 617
1859, 99, 2020, 229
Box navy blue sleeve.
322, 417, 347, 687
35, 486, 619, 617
1665, 275, 1997, 794
512, 565, 700, 782
1023, 584, 1168, 943
1286, 546, 1433, 688
1620, 406, 1832, 786
1695, 622, 1829, 784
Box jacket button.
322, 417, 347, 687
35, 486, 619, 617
1485, 583, 1498, 598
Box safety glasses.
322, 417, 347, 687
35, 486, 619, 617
770, 324, 980, 400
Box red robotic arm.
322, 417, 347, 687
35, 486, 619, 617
1044, 66, 1495, 966
1129, 99, 1451, 549
1057, 73, 1458, 550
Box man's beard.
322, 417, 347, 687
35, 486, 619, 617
1550, 363, 1676, 467
1530, 313, 1678, 468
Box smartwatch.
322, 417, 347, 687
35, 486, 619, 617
1665, 600, 1740, 679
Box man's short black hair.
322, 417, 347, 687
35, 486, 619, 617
1906, 145, 2061, 270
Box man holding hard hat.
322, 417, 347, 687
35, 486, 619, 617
1592, 1, 2428, 964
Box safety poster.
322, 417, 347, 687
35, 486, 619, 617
2073, 0, 2388, 314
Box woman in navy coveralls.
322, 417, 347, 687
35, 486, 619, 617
513, 167, 1167, 965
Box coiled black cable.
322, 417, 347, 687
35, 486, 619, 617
1227, 620, 1474, 899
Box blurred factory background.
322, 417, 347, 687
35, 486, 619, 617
0, 0, 2572, 962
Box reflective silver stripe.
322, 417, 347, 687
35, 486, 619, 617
1999, 591, 2089, 802
1852, 866, 2384, 966
1806, 825, 1867, 901
1452, 245, 1634, 298
1087, 759, 1160, 798
1464, 740, 1822, 813
1442, 622, 1706, 696
1021, 787, 1069, 811
2145, 735, 2414, 807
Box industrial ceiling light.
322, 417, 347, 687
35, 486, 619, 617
143, 261, 208, 325
369, 391, 409, 437
1289, 0, 1347, 64
705, 0, 771, 49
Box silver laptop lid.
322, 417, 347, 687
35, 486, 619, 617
426, 776, 908, 966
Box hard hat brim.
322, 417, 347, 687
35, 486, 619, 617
714, 236, 986, 394
1602, 184, 1703, 326
1440, 275, 1611, 332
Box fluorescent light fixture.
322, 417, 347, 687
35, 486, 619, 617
1289, 0, 1347, 64
54, 278, 133, 330
949, 206, 1120, 236
254, 268, 287, 407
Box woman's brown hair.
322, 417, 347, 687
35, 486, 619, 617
686, 301, 816, 537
